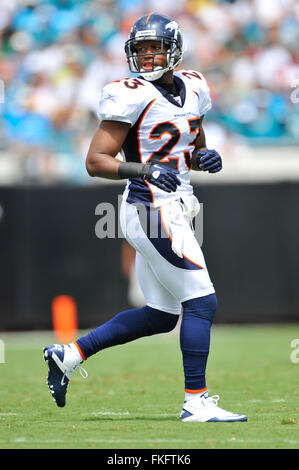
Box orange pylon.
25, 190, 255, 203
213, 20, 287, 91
52, 295, 78, 343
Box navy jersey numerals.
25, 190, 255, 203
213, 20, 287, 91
147, 122, 181, 169
181, 71, 202, 80
184, 118, 202, 169
146, 118, 202, 171
112, 78, 145, 89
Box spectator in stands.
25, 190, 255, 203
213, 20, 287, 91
0, 0, 298, 184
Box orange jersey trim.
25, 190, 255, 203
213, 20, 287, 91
137, 99, 156, 163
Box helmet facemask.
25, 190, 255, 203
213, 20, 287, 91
125, 37, 182, 82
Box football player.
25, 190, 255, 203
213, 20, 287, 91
43, 13, 247, 423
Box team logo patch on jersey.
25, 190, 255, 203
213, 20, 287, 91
103, 93, 117, 103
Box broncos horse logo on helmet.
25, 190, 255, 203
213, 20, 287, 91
125, 13, 183, 82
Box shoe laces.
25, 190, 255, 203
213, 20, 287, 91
60, 364, 88, 386
78, 365, 88, 379
204, 394, 220, 407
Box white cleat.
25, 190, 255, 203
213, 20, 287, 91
180, 394, 247, 422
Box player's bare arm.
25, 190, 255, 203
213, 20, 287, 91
86, 120, 180, 192
86, 120, 130, 179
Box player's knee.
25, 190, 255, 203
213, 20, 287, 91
145, 305, 179, 333
162, 313, 180, 332
182, 293, 217, 323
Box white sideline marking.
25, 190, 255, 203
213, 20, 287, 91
136, 403, 179, 408
0, 413, 18, 416
249, 399, 288, 403
83, 411, 178, 417
85, 411, 130, 416
9, 437, 298, 445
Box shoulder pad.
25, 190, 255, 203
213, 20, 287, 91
98, 78, 153, 125
176, 69, 212, 115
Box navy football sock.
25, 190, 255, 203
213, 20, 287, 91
180, 294, 217, 391
76, 305, 179, 359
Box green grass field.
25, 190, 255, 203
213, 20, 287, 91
0, 324, 298, 449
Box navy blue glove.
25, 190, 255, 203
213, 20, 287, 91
195, 149, 222, 173
144, 164, 181, 193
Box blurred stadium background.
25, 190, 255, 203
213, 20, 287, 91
0, 0, 299, 332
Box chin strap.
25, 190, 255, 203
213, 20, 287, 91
140, 66, 169, 82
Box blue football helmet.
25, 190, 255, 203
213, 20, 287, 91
125, 13, 183, 82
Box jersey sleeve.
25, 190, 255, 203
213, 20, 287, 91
197, 72, 212, 116
97, 82, 145, 126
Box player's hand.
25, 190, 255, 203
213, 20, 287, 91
195, 149, 222, 173
144, 164, 181, 193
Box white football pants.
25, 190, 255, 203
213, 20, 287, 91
120, 196, 215, 315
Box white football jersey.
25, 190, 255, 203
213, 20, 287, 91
97, 69, 212, 207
